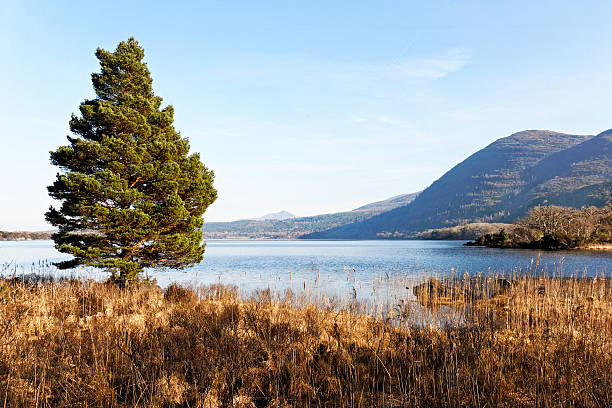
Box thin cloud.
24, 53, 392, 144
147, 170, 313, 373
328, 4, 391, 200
389, 48, 471, 79
187, 47, 471, 87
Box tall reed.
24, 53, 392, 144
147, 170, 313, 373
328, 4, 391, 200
0, 274, 610, 407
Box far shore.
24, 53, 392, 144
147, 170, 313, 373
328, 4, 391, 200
0, 231, 53, 241
583, 243, 612, 251
3, 237, 612, 249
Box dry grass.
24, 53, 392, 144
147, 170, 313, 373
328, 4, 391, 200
0, 275, 610, 407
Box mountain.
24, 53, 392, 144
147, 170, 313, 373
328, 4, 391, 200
528, 181, 612, 209
254, 211, 296, 221
507, 129, 612, 211
202, 192, 419, 239
352, 192, 420, 212
304, 129, 611, 239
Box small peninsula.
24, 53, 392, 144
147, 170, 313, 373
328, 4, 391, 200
466, 205, 612, 250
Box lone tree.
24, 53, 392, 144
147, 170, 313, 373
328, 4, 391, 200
46, 38, 217, 283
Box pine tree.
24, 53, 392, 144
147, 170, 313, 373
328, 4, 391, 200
46, 38, 217, 283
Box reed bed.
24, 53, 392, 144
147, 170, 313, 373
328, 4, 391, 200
0, 274, 610, 407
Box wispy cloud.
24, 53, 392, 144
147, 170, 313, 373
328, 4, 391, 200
388, 48, 471, 79
185, 47, 471, 88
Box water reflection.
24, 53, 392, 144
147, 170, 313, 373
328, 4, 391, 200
1, 240, 611, 307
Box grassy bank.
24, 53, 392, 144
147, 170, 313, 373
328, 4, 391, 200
0, 276, 610, 407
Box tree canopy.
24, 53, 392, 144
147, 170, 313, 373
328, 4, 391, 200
46, 38, 217, 282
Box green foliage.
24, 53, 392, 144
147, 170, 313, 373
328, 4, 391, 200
46, 38, 217, 282
466, 229, 513, 248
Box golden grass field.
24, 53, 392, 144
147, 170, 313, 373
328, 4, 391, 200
0, 274, 610, 407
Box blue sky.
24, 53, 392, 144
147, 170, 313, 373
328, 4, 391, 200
1, 1, 612, 230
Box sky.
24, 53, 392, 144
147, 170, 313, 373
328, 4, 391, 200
1, 1, 612, 230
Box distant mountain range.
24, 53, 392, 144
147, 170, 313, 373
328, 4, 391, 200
202, 192, 419, 239
254, 211, 296, 221
305, 129, 612, 239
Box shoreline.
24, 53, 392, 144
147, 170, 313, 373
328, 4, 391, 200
582, 243, 612, 251
465, 242, 612, 252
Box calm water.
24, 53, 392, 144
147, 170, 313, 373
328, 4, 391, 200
1, 240, 611, 303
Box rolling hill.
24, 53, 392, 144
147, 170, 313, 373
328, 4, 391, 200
202, 192, 419, 239
254, 211, 296, 221
304, 129, 612, 239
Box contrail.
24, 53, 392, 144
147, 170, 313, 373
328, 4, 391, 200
385, 37, 417, 74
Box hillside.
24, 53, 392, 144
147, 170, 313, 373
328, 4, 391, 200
254, 211, 296, 221
352, 192, 420, 212
304, 129, 611, 239
507, 130, 612, 211
202, 192, 419, 239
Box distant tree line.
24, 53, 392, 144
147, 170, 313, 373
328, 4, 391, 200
413, 223, 514, 240
0, 231, 53, 241
467, 205, 612, 250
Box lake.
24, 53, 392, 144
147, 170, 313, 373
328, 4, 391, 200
1, 240, 611, 304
